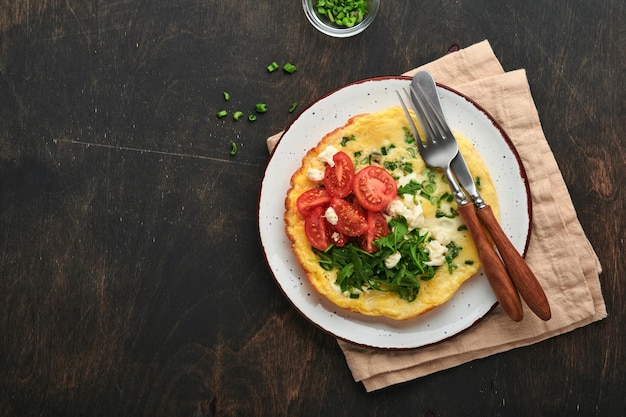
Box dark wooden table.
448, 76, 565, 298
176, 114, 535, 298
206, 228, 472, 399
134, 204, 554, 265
1, 1, 624, 416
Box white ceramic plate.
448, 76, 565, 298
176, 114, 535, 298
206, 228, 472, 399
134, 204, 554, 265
258, 76, 531, 349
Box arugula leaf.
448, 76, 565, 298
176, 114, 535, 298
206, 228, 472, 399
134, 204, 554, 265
397, 180, 421, 197
314, 218, 447, 302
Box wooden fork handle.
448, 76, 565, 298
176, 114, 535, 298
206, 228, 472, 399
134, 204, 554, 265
476, 205, 552, 321
457, 204, 524, 321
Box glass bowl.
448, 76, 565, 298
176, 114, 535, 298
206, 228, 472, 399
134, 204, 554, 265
302, 0, 380, 38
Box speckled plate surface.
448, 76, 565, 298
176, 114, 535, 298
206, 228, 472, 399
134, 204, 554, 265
258, 76, 531, 349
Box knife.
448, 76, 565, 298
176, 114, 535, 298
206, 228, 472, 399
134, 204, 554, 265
451, 153, 551, 320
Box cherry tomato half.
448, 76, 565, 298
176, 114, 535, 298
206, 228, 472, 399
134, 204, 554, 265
304, 206, 330, 251
353, 166, 397, 212
323, 151, 355, 198
326, 223, 349, 247
358, 211, 390, 253
330, 198, 368, 237
296, 188, 331, 217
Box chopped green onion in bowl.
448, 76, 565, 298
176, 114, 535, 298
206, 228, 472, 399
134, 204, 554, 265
302, 0, 379, 37
315, 0, 369, 28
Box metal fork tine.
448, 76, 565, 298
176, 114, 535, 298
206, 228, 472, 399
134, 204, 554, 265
410, 86, 438, 145
395, 90, 424, 150
412, 82, 452, 140
406, 88, 437, 147
410, 84, 446, 142
403, 89, 431, 145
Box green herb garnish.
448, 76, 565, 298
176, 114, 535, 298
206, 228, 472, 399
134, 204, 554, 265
315, 218, 445, 302
341, 135, 356, 146
315, 0, 369, 28
435, 207, 459, 219
397, 180, 421, 197
445, 241, 463, 273
380, 143, 396, 156
403, 126, 415, 144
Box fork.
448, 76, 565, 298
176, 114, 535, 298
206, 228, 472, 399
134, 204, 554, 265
397, 88, 524, 322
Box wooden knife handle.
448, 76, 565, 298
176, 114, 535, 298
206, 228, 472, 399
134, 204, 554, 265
476, 205, 551, 321
457, 204, 524, 321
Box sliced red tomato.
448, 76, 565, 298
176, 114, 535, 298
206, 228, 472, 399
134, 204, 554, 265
358, 211, 390, 253
323, 151, 354, 198
304, 206, 330, 251
296, 188, 331, 217
325, 223, 349, 247
329, 198, 368, 237
353, 165, 397, 212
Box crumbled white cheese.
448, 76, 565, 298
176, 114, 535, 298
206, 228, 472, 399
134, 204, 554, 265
429, 226, 452, 246
385, 196, 425, 230
396, 171, 428, 189
404, 201, 425, 230
396, 172, 419, 187
384, 251, 402, 269
385, 198, 405, 218
324, 206, 338, 225
306, 168, 325, 182
317, 146, 338, 166
424, 240, 448, 266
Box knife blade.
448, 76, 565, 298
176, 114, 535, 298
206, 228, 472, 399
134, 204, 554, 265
450, 153, 483, 206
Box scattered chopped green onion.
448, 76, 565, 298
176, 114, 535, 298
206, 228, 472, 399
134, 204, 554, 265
233, 111, 244, 121
248, 114, 257, 122
230, 142, 238, 155
216, 110, 227, 118
289, 102, 298, 113
267, 61, 279, 72
255, 103, 268, 113
283, 62, 297, 74
223, 92, 230, 101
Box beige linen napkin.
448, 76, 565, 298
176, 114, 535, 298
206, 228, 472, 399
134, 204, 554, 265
267, 40, 606, 391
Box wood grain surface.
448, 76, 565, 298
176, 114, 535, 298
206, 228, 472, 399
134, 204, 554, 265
1, 0, 624, 416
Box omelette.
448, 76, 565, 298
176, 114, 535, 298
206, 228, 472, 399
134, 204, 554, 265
284, 106, 499, 320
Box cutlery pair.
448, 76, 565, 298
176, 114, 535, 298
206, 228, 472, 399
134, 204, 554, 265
397, 71, 551, 321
